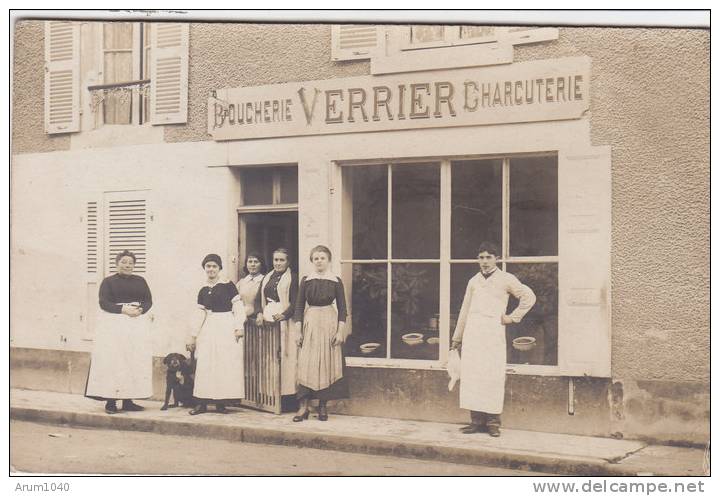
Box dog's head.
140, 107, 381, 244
163, 353, 187, 372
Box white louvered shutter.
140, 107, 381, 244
104, 192, 148, 276
331, 25, 379, 61
150, 23, 189, 125
83, 197, 103, 340
558, 146, 612, 377
44, 21, 80, 134
86, 201, 99, 275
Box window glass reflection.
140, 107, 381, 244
390, 264, 440, 360
505, 263, 558, 366
392, 164, 440, 259
345, 263, 388, 358
509, 156, 558, 257
451, 160, 503, 259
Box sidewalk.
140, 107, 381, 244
10, 388, 707, 476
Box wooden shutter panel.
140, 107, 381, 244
44, 21, 80, 134
150, 22, 189, 125
104, 193, 148, 275
558, 146, 612, 377
86, 201, 99, 274
331, 25, 379, 61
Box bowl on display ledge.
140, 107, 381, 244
512, 336, 536, 351
401, 332, 424, 346
426, 337, 440, 345
359, 342, 381, 354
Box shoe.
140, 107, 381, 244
292, 410, 309, 422
459, 424, 484, 434
105, 401, 118, 414
318, 403, 328, 421
121, 400, 144, 412
189, 404, 207, 415
216, 403, 228, 414
488, 425, 501, 437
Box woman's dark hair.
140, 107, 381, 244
241, 252, 266, 277
477, 242, 500, 257
201, 253, 222, 270
115, 250, 136, 264
273, 247, 290, 257
309, 245, 332, 262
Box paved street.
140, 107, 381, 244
11, 420, 552, 476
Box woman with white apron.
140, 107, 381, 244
255, 248, 299, 405
85, 250, 153, 414
451, 242, 536, 437
292, 245, 349, 422
187, 254, 246, 414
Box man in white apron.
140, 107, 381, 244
451, 242, 536, 437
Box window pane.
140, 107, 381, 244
103, 23, 133, 50
103, 51, 133, 125
505, 263, 558, 366
390, 263, 439, 360
241, 168, 273, 205
451, 159, 502, 259
344, 165, 387, 260
509, 156, 558, 257
392, 163, 440, 259
344, 264, 388, 358
411, 25, 445, 43
278, 167, 298, 204
460, 26, 496, 39
450, 263, 479, 347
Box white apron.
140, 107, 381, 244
459, 277, 509, 414
194, 311, 245, 400
86, 310, 152, 399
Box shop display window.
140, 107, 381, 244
342, 155, 559, 365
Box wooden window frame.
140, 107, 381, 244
97, 22, 150, 126
237, 166, 299, 212
341, 154, 560, 374
399, 25, 509, 51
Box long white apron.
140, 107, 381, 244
194, 311, 245, 400
459, 280, 508, 414
86, 311, 152, 399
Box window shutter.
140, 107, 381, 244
44, 21, 80, 134
558, 146, 612, 377
150, 23, 189, 125
86, 201, 99, 275
331, 25, 379, 61
104, 193, 148, 275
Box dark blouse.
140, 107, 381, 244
98, 274, 152, 314
293, 277, 348, 323
197, 281, 239, 313
255, 270, 298, 320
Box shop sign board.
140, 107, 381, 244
208, 56, 590, 141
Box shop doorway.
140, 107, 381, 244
238, 210, 298, 414
239, 212, 299, 275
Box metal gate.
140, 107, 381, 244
243, 321, 282, 414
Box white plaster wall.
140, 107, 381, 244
10, 141, 238, 356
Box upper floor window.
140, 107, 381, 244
101, 22, 152, 125
44, 20, 188, 135
402, 25, 508, 50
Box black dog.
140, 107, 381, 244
161, 352, 196, 410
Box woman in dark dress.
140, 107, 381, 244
292, 245, 349, 422
255, 248, 299, 399
85, 250, 153, 414
187, 254, 246, 414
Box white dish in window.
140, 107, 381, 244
512, 336, 536, 351
426, 337, 440, 345
359, 342, 381, 354
401, 332, 424, 345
